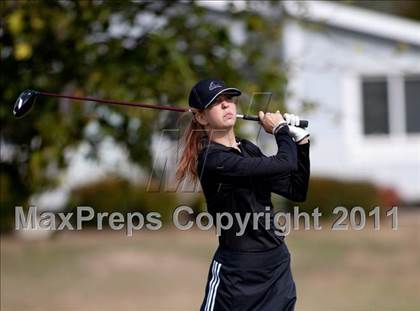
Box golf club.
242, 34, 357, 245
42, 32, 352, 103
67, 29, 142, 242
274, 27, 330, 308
12, 89, 309, 128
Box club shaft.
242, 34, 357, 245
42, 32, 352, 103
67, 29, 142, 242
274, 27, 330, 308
36, 91, 308, 127
38, 91, 188, 113
237, 114, 309, 128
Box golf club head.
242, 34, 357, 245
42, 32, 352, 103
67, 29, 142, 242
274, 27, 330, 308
13, 90, 39, 118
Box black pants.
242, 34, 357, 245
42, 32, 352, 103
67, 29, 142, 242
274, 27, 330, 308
199, 243, 296, 311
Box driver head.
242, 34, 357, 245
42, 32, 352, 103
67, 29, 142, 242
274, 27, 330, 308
13, 90, 39, 118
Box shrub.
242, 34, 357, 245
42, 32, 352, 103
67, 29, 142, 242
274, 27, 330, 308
286, 177, 397, 217
68, 176, 203, 226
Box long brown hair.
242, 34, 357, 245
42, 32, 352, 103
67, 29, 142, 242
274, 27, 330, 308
176, 112, 209, 183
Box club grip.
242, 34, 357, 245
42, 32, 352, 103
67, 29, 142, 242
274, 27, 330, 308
242, 114, 309, 128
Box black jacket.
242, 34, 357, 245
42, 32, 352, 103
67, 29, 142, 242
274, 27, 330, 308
197, 126, 310, 252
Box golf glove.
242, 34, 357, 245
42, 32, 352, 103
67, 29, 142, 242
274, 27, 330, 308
284, 113, 300, 127
284, 113, 310, 142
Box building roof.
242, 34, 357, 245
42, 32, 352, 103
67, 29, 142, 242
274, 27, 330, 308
198, 0, 420, 46
283, 1, 420, 46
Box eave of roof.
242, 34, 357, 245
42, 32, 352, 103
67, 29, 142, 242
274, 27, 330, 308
283, 1, 420, 46
197, 0, 420, 46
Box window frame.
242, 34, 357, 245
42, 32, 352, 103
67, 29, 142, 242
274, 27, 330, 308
341, 71, 420, 165
358, 73, 420, 139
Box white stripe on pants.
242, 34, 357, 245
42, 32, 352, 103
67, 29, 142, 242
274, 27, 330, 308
205, 260, 222, 311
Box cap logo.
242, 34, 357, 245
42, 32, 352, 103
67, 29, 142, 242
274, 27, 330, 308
209, 81, 223, 91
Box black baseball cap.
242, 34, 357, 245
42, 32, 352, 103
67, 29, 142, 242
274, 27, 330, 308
188, 78, 241, 110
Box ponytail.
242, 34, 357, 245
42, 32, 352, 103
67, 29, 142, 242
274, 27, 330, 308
176, 113, 208, 183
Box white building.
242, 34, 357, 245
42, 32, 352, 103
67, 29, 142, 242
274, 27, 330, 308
282, 1, 420, 201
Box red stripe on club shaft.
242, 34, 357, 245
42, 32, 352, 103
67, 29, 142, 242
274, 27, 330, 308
37, 91, 190, 113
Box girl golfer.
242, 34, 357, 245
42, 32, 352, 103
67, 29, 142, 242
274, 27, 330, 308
176, 78, 310, 311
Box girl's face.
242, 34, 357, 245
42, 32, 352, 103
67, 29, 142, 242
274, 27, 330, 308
196, 94, 237, 130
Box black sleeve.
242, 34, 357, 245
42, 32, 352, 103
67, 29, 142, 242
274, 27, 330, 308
263, 142, 310, 202
199, 126, 298, 177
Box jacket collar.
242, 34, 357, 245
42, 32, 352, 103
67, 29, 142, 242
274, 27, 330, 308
200, 136, 244, 153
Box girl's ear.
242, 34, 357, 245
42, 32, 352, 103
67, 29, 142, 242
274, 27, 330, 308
195, 111, 209, 126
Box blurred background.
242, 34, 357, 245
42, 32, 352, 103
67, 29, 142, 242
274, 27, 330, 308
1, 1, 419, 310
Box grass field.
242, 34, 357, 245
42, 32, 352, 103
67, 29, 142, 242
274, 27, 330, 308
1, 210, 419, 311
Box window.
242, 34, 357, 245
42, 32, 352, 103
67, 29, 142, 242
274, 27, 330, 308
362, 77, 389, 135
361, 75, 420, 137
405, 75, 420, 134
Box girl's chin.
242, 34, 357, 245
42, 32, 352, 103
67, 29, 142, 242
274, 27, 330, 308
223, 118, 236, 125
213, 122, 235, 130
